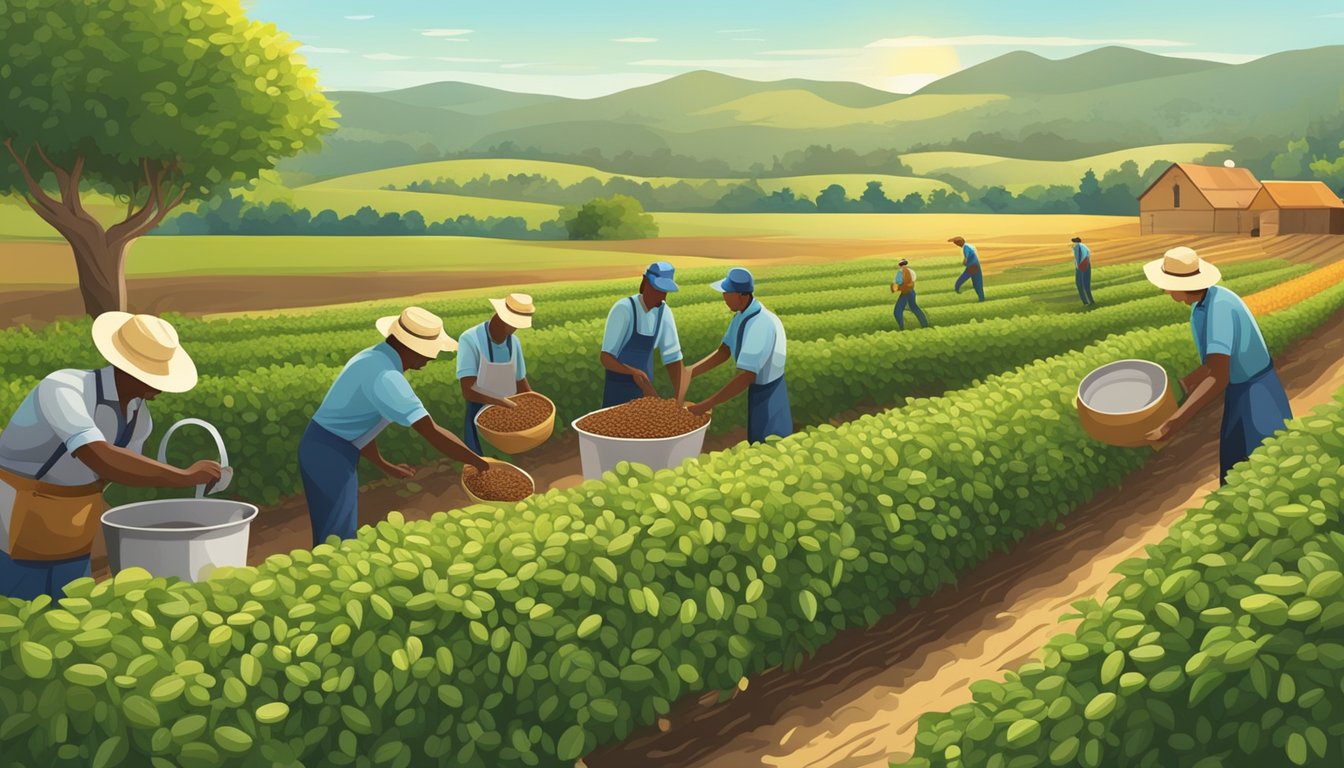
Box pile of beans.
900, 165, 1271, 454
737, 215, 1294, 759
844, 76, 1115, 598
576, 397, 709, 439
477, 392, 553, 433
463, 463, 534, 502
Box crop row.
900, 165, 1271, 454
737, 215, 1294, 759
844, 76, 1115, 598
900, 386, 1344, 768
1, 276, 1339, 767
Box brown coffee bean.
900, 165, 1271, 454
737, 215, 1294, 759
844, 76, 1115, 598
477, 393, 554, 433
575, 397, 710, 439
463, 463, 534, 502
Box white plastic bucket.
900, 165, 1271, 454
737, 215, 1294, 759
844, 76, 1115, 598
571, 407, 711, 481
101, 498, 257, 582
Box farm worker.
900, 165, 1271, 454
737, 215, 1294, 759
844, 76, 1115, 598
458, 293, 535, 453
891, 258, 928, 330
0, 313, 222, 600
600, 261, 687, 407
1073, 236, 1094, 306
300, 307, 487, 546
685, 268, 793, 444
1143, 247, 1292, 485
950, 236, 985, 301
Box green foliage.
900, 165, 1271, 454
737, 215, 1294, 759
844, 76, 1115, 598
899, 384, 1344, 768
0, 0, 337, 199
559, 194, 659, 240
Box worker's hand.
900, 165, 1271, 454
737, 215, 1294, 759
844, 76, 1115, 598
382, 463, 416, 480
890, 283, 897, 294
631, 370, 656, 397
686, 401, 711, 418
1145, 418, 1177, 445
184, 460, 223, 487
469, 456, 491, 473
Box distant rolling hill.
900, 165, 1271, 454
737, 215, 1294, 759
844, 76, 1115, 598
916, 46, 1227, 95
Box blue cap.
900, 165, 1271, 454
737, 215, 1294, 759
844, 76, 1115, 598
644, 261, 679, 292
711, 267, 755, 294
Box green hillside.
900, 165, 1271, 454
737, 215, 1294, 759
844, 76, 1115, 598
901, 143, 1232, 191
917, 47, 1227, 95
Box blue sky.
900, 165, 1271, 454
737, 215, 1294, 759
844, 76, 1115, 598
250, 0, 1344, 97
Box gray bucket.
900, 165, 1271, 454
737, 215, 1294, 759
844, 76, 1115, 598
101, 498, 257, 582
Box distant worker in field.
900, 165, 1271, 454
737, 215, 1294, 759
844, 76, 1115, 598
949, 236, 985, 301
600, 261, 688, 407
1072, 236, 1095, 306
685, 268, 793, 443
1143, 247, 1291, 485
891, 258, 929, 330
301, 307, 488, 546
458, 293, 536, 453
0, 313, 223, 600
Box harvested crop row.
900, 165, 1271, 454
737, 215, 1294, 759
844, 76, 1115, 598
477, 392, 553, 432
576, 397, 709, 439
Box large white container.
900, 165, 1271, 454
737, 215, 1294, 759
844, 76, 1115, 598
102, 499, 258, 582
571, 407, 711, 481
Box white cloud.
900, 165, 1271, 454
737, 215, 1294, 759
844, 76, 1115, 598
1162, 51, 1265, 64
501, 62, 545, 69
612, 37, 658, 43
418, 28, 473, 37
363, 53, 414, 61
344, 15, 374, 21
433, 57, 501, 63
867, 35, 1191, 48
298, 46, 350, 54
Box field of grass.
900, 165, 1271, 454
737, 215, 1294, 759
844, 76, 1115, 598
652, 212, 1134, 239
900, 143, 1231, 192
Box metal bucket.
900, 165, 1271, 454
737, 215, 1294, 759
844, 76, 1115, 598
571, 407, 711, 481
101, 498, 257, 582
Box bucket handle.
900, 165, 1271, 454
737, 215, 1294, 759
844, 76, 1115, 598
157, 418, 231, 498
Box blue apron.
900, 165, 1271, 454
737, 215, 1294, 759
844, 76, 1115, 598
1219, 365, 1292, 485
463, 334, 518, 453
735, 307, 793, 444
299, 421, 361, 546
603, 297, 664, 408
0, 371, 140, 601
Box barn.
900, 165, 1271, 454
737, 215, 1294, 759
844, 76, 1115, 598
1245, 180, 1344, 236
1137, 163, 1261, 235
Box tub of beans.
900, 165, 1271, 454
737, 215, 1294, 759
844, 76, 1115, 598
572, 397, 711, 480
461, 458, 536, 504
475, 392, 555, 454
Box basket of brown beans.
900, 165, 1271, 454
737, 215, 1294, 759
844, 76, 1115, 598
571, 397, 711, 480
461, 458, 536, 504
474, 392, 555, 454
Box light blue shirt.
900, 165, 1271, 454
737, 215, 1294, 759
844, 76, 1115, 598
1190, 286, 1272, 385
313, 342, 429, 445
1073, 243, 1091, 267
456, 322, 526, 381
893, 267, 916, 286
723, 299, 786, 385
600, 296, 682, 363
963, 244, 980, 267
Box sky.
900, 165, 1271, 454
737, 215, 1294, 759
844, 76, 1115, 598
249, 0, 1344, 98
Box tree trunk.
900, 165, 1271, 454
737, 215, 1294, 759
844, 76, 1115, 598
69, 237, 129, 316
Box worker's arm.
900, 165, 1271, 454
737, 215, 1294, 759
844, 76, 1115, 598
1147, 354, 1231, 443
459, 377, 516, 408
359, 439, 415, 479
665, 359, 686, 403
516, 377, 533, 394
601, 352, 657, 396
687, 369, 756, 417
412, 416, 489, 472
687, 344, 731, 379
73, 442, 221, 489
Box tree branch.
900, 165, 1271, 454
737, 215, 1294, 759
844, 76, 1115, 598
107, 159, 185, 245
2, 138, 66, 219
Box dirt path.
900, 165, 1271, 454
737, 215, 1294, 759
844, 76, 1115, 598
583, 310, 1344, 768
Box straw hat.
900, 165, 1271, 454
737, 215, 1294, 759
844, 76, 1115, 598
376, 307, 457, 358
91, 313, 198, 393
1144, 246, 1221, 292
489, 293, 535, 329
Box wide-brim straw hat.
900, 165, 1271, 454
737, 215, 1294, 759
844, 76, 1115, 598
1144, 246, 1222, 292
489, 293, 536, 329
92, 312, 198, 393
376, 306, 457, 358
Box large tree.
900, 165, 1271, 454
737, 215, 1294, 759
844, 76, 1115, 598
0, 0, 338, 315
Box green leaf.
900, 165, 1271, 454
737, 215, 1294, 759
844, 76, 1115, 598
557, 725, 586, 761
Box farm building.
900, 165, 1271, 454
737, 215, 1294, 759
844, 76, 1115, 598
1137, 163, 1261, 236
1246, 180, 1344, 235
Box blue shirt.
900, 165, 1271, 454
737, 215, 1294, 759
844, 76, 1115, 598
893, 267, 917, 286
1073, 243, 1091, 267
456, 322, 526, 381
600, 296, 683, 363
313, 342, 430, 445
962, 244, 980, 267
723, 299, 786, 385
1190, 286, 1271, 384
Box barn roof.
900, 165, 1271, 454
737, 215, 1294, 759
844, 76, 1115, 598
1257, 181, 1344, 209
1138, 163, 1261, 209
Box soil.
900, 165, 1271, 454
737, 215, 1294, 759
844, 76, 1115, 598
582, 310, 1344, 768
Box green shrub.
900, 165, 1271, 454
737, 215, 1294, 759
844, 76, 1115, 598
560, 195, 659, 240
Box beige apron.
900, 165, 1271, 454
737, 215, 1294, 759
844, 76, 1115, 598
0, 467, 104, 561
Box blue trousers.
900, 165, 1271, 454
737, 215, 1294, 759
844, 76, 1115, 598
1219, 366, 1292, 485
0, 550, 91, 601
747, 376, 793, 444
299, 422, 361, 547
893, 291, 928, 330
954, 268, 985, 301
1076, 269, 1094, 305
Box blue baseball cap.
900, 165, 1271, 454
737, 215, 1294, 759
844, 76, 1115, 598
711, 267, 755, 294
644, 261, 679, 293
